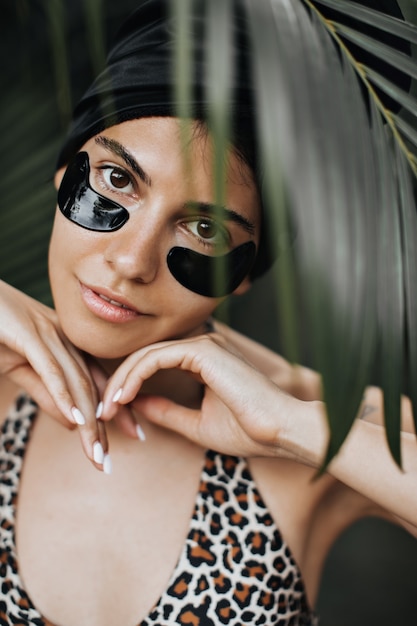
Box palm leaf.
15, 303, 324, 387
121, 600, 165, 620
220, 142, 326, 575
300, 0, 417, 463
202, 0, 417, 466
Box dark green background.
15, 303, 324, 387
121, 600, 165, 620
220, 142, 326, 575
1, 1, 417, 623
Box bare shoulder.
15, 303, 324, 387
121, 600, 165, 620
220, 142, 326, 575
248, 455, 372, 604
0, 376, 21, 427
249, 453, 382, 542
213, 320, 322, 400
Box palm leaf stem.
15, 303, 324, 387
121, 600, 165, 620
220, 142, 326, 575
303, 0, 417, 177
312, 0, 417, 43
363, 66, 417, 126
393, 115, 417, 159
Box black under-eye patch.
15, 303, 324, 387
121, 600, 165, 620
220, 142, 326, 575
58, 151, 129, 231
167, 241, 256, 298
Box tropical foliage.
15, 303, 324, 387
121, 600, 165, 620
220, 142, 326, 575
1, 0, 417, 465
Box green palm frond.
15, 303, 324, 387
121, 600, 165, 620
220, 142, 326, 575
182, 0, 417, 466
301, 0, 417, 466
259, 0, 417, 466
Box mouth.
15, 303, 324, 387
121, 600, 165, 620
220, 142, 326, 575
79, 282, 142, 323
97, 293, 132, 309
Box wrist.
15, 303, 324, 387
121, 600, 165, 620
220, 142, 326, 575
280, 399, 330, 468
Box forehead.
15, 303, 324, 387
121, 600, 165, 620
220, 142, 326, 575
85, 117, 261, 226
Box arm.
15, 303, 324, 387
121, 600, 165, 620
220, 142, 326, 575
100, 328, 417, 531
283, 391, 417, 531
217, 323, 417, 529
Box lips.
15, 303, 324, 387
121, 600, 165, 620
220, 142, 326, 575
79, 282, 142, 323
97, 293, 131, 309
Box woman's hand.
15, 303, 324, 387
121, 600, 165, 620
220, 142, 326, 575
100, 330, 306, 459
214, 320, 322, 401
0, 280, 110, 470
99, 327, 417, 531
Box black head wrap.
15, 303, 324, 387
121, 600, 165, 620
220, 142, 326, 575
57, 0, 411, 280
57, 0, 255, 168
57, 0, 270, 276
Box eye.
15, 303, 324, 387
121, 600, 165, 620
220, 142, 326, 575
100, 166, 134, 194
186, 218, 229, 248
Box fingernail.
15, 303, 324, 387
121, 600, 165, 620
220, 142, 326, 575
96, 402, 103, 419
93, 441, 104, 464
103, 454, 112, 475
136, 424, 146, 442
71, 407, 86, 426
112, 388, 123, 403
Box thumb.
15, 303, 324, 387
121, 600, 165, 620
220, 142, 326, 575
132, 395, 200, 441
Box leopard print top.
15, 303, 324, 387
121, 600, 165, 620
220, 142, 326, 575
0, 394, 318, 625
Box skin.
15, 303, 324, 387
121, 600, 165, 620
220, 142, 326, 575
1, 116, 417, 624
47, 116, 260, 464
51, 117, 259, 360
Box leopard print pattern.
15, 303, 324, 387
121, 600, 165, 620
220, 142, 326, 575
0, 395, 318, 625
0, 394, 47, 625
143, 452, 318, 625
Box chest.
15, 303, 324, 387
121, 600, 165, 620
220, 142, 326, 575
15, 413, 206, 625
3, 405, 317, 626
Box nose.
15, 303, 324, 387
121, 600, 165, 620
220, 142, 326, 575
103, 215, 164, 283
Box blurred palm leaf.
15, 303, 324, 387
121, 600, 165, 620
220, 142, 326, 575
242, 0, 417, 466
173, 0, 417, 466
1, 0, 417, 465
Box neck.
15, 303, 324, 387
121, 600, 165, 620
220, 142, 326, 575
93, 317, 214, 406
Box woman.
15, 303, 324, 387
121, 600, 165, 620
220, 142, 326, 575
1, 1, 417, 624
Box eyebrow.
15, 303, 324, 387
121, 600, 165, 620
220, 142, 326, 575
95, 136, 152, 187
187, 202, 255, 235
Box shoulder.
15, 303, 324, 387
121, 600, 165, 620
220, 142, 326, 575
248, 454, 373, 604
0, 375, 22, 427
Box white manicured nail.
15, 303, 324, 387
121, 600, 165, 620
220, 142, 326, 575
96, 402, 103, 419
103, 454, 112, 475
112, 388, 123, 403
71, 407, 86, 426
136, 424, 146, 442
93, 441, 104, 464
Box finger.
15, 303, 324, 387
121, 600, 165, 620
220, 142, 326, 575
101, 332, 261, 433
42, 327, 98, 409
92, 356, 147, 441
113, 406, 147, 441
8, 364, 75, 430
20, 332, 93, 427
102, 337, 215, 415
14, 340, 105, 468
132, 395, 200, 442
86, 358, 110, 419
25, 330, 105, 466
101, 338, 183, 408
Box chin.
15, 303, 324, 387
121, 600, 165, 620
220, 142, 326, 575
60, 323, 145, 360
74, 339, 137, 360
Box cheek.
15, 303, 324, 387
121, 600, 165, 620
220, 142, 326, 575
167, 292, 224, 336
48, 211, 91, 293
48, 213, 65, 280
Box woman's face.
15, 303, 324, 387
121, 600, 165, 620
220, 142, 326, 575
50, 117, 261, 359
